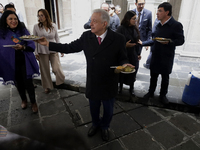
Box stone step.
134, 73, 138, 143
58, 28, 72, 38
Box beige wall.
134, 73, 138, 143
23, 0, 45, 34
60, 0, 72, 29
113, 0, 128, 21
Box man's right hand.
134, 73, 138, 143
36, 37, 49, 47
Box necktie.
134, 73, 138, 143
97, 37, 102, 45
137, 13, 141, 27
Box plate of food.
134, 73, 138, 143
115, 65, 135, 74
153, 37, 172, 43
19, 35, 41, 41
3, 45, 17, 48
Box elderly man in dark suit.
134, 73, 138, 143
140, 2, 184, 104
133, 0, 152, 54
37, 9, 133, 142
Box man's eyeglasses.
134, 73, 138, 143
138, 3, 145, 6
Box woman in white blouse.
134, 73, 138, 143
33, 9, 65, 94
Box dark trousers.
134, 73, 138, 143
89, 98, 115, 129
15, 63, 36, 104
149, 71, 169, 96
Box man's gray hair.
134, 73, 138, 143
93, 9, 110, 28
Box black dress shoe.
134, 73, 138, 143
56, 83, 67, 89
118, 85, 123, 94
101, 129, 109, 141
159, 96, 169, 104
88, 126, 99, 137
143, 92, 154, 100
129, 89, 135, 97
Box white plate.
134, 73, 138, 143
20, 37, 41, 41
156, 40, 170, 43
3, 45, 17, 47
110, 66, 118, 68
121, 69, 135, 74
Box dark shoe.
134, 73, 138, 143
21, 100, 27, 109
143, 63, 149, 69
32, 103, 38, 113
56, 83, 67, 89
143, 92, 154, 100
101, 129, 109, 141
88, 126, 99, 137
118, 88, 122, 94
118, 84, 123, 94
129, 89, 135, 97
44, 88, 50, 94
159, 96, 169, 104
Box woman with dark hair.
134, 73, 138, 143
116, 10, 140, 96
0, 10, 39, 113
33, 9, 65, 94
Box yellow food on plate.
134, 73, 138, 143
116, 66, 124, 70
20, 35, 40, 39
153, 37, 171, 41
123, 66, 134, 72
116, 65, 134, 72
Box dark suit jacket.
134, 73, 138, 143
49, 28, 129, 100
142, 17, 184, 74
133, 8, 152, 41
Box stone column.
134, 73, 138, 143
177, 0, 200, 57
70, 0, 101, 39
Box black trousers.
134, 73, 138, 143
15, 59, 36, 104
149, 70, 169, 96
89, 98, 115, 129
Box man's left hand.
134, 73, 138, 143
138, 55, 141, 60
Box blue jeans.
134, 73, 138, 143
89, 98, 115, 129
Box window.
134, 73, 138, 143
105, 0, 112, 4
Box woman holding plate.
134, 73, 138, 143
0, 10, 40, 113
116, 11, 140, 96
33, 9, 65, 94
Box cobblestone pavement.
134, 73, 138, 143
1, 35, 200, 149
0, 82, 200, 150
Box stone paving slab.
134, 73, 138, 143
42, 112, 74, 130
0, 99, 10, 113
127, 107, 162, 127
1, 83, 200, 149
10, 108, 39, 127
120, 130, 162, 150
115, 101, 143, 112
170, 140, 200, 150
192, 134, 200, 146
92, 140, 125, 150
113, 103, 124, 114
169, 113, 200, 136
8, 120, 43, 141
11, 96, 24, 110
63, 94, 89, 109
0, 112, 8, 127
110, 113, 141, 138
0, 88, 10, 100
74, 106, 92, 126
39, 99, 66, 116
147, 121, 186, 149
152, 107, 180, 118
